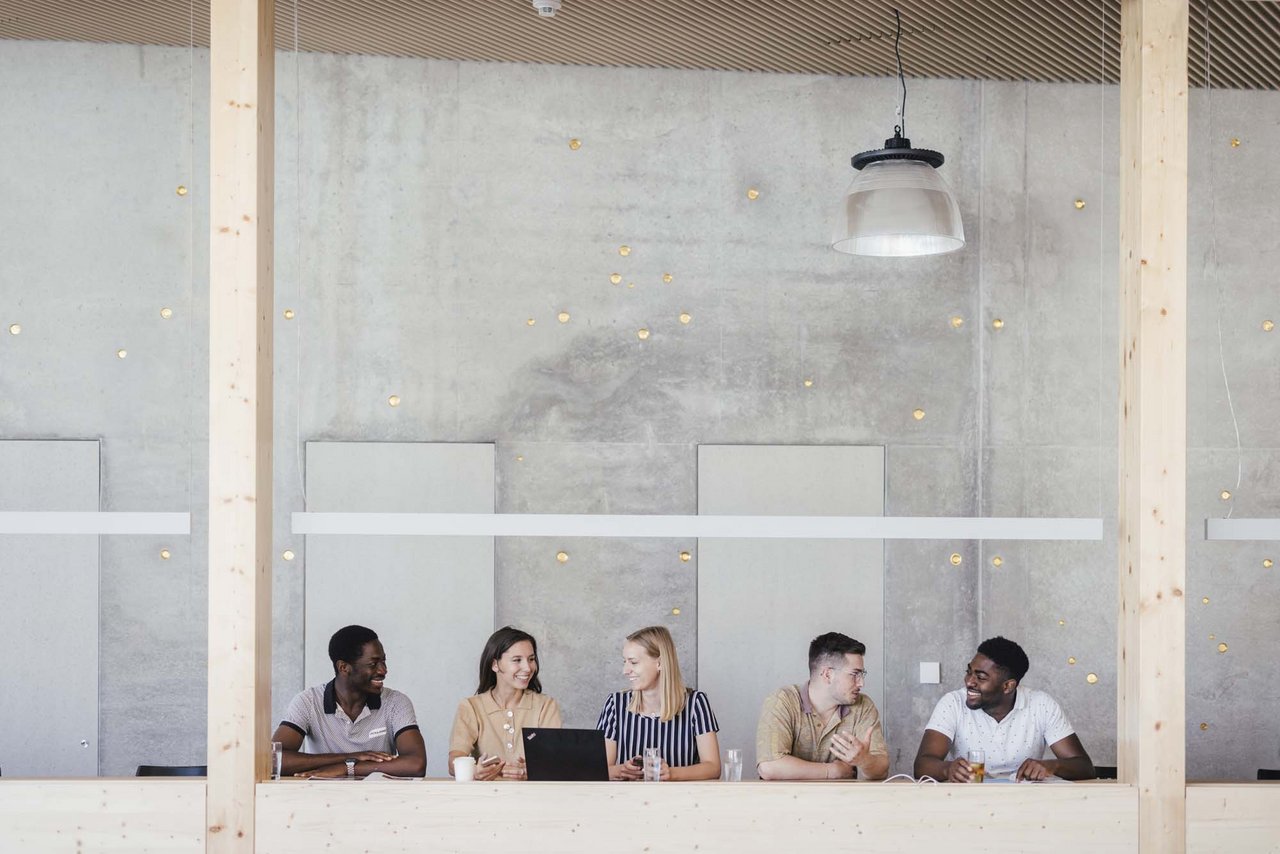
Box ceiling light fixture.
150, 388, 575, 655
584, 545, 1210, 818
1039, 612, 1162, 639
532, 0, 561, 18
832, 10, 964, 258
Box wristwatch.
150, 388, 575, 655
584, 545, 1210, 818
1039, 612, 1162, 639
345, 759, 356, 778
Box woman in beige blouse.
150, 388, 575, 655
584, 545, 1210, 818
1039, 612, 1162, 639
448, 626, 562, 780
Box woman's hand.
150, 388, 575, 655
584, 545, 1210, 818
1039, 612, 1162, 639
474, 755, 503, 781
501, 758, 527, 780
609, 757, 645, 781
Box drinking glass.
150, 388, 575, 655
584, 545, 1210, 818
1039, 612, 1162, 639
722, 748, 743, 782
967, 748, 985, 783
643, 747, 663, 782
269, 741, 282, 780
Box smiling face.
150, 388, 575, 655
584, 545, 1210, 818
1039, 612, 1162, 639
963, 653, 1014, 711
622, 640, 661, 692
492, 639, 538, 693
342, 640, 387, 695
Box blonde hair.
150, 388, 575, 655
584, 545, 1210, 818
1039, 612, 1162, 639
624, 625, 687, 722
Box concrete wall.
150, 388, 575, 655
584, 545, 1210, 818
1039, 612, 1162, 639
1, 39, 1276, 779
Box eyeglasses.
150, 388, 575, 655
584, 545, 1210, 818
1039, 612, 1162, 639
836, 669, 868, 683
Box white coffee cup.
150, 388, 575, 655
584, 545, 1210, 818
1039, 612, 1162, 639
454, 756, 476, 782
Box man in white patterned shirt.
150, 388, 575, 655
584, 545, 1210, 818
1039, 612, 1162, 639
913, 636, 1094, 782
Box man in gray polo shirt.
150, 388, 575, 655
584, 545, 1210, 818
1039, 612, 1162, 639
272, 625, 427, 778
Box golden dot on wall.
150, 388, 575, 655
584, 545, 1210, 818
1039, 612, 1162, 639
950, 316, 964, 329
1263, 320, 1275, 332
176, 185, 188, 196
8, 323, 20, 335
1058, 619, 1066, 627
160, 549, 171, 560
568, 138, 582, 150
1202, 596, 1210, 604
558, 311, 571, 323
627, 282, 635, 289
992, 318, 1005, 330
1230, 137, 1241, 147
803, 379, 814, 388
746, 188, 760, 200
992, 556, 1003, 567
160, 307, 173, 320
1200, 722, 1209, 731
671, 608, 681, 616
1086, 673, 1098, 684
526, 318, 536, 326
1264, 558, 1274, 569
1074, 199, 1086, 210
1209, 633, 1215, 640
949, 553, 962, 566
637, 328, 650, 340
515, 455, 524, 462
663, 273, 673, 283
679, 312, 692, 325
679, 551, 691, 562
556, 551, 569, 564
912, 408, 926, 421
116, 349, 128, 359
282, 549, 295, 561
1067, 656, 1076, 665
1217, 642, 1228, 654
387, 395, 401, 407
1221, 490, 1232, 500
610, 273, 622, 285
618, 245, 631, 256
283, 309, 295, 320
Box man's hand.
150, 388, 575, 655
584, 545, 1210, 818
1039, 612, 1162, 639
297, 763, 348, 778
1016, 758, 1055, 782
945, 757, 974, 783
350, 751, 394, 763
830, 728, 873, 767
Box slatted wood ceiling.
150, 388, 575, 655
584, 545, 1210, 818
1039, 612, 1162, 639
2, 0, 1279, 89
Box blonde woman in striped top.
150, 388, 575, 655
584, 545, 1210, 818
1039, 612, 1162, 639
596, 625, 721, 781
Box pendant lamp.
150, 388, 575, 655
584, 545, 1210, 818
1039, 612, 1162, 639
832, 10, 964, 258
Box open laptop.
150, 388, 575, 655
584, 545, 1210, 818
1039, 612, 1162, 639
522, 728, 609, 781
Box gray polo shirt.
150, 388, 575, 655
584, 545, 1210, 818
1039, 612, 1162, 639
281, 680, 419, 755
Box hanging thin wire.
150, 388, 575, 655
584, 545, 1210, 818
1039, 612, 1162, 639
1204, 0, 1244, 517
893, 8, 907, 136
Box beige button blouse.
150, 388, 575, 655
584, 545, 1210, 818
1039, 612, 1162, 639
449, 690, 563, 762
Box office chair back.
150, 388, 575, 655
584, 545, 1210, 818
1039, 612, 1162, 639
135, 764, 207, 777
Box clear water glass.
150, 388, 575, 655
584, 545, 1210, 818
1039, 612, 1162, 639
269, 741, 282, 780
722, 748, 743, 782
643, 747, 662, 782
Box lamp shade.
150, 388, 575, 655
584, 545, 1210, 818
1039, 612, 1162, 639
831, 158, 965, 257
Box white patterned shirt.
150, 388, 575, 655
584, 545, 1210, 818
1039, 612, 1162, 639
924, 687, 1075, 779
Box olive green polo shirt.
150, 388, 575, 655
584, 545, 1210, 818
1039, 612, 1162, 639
756, 684, 888, 771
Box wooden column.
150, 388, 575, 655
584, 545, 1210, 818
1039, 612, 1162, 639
208, 0, 273, 851
1117, 0, 1187, 852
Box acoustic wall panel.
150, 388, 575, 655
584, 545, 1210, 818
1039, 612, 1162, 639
697, 445, 885, 779
303, 442, 494, 775
0, 440, 100, 776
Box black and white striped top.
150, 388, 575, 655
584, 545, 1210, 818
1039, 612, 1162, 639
596, 689, 719, 767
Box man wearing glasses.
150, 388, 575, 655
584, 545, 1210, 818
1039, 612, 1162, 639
756, 632, 889, 780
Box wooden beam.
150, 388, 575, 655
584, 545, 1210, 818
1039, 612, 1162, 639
258, 782, 1140, 852
0, 780, 206, 851
1117, 0, 1188, 852
207, 0, 273, 851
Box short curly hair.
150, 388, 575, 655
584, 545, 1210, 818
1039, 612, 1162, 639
977, 636, 1029, 683
328, 625, 379, 674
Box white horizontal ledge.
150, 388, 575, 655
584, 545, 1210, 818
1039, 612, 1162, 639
1205, 518, 1280, 541
0, 512, 191, 535
293, 513, 1103, 541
